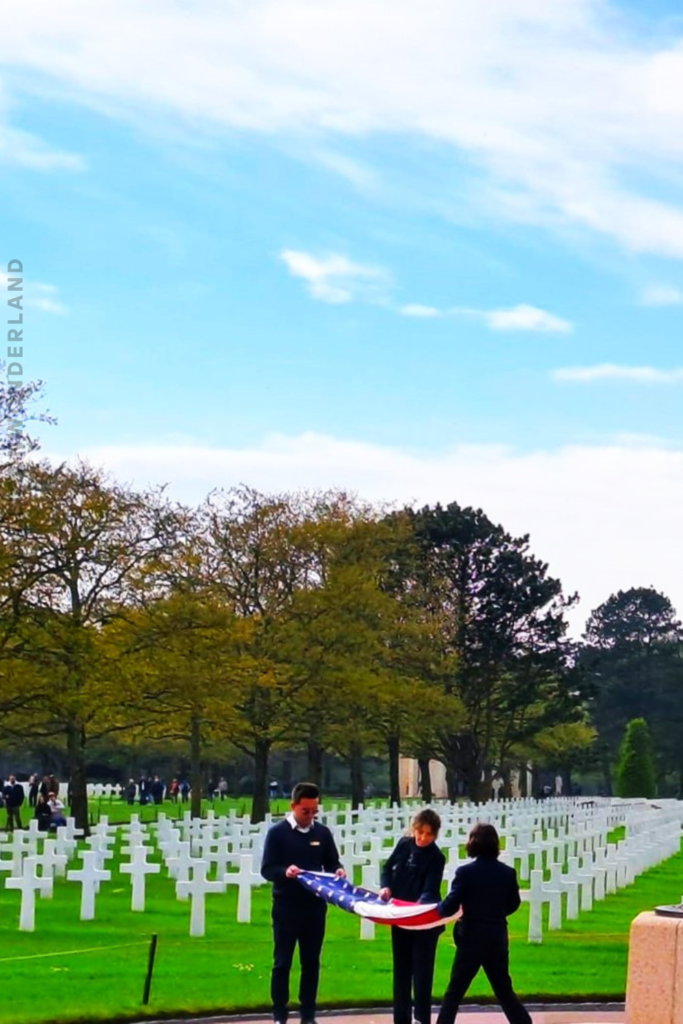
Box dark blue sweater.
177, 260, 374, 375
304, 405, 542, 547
380, 836, 445, 903
261, 819, 343, 907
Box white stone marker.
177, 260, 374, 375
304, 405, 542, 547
166, 840, 194, 890
224, 853, 265, 923
67, 851, 111, 920
39, 839, 68, 880
176, 860, 225, 937
120, 845, 161, 911
359, 864, 377, 940
5, 856, 53, 931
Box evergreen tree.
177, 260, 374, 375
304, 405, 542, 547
615, 718, 657, 798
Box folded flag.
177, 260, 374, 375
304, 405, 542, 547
296, 871, 454, 929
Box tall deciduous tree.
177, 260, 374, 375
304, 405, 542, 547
202, 486, 332, 821
112, 589, 244, 818
0, 461, 183, 829
0, 364, 55, 465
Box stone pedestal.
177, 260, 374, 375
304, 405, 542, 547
626, 911, 683, 1023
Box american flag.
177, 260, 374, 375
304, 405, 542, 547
296, 872, 455, 929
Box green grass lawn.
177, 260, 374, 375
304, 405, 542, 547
1, 833, 681, 1024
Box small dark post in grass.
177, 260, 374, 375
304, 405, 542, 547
142, 933, 159, 1005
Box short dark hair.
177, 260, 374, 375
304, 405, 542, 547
412, 808, 441, 836
466, 823, 500, 859
291, 782, 320, 804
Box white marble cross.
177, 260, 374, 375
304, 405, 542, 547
224, 853, 265, 924
5, 855, 53, 931
120, 845, 161, 911
176, 859, 225, 937
67, 851, 112, 920
34, 840, 68, 898
54, 826, 78, 862
86, 835, 115, 880
0, 832, 30, 877
165, 840, 194, 890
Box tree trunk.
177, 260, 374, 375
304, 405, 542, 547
601, 748, 613, 796
518, 763, 528, 798
463, 764, 488, 803
307, 739, 324, 787
418, 758, 432, 803
251, 738, 271, 823
563, 767, 573, 796
388, 734, 401, 806
66, 717, 90, 835
190, 714, 203, 819
349, 741, 364, 809
445, 763, 459, 803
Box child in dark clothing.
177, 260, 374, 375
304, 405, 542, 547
435, 823, 531, 1024
380, 809, 446, 1024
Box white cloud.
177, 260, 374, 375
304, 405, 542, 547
5, 2, 683, 255
399, 304, 440, 318
0, 123, 85, 172
30, 297, 68, 315
554, 364, 683, 383
51, 431, 683, 635
640, 285, 683, 307
311, 150, 377, 190
0, 272, 68, 314
483, 304, 572, 333
280, 249, 388, 303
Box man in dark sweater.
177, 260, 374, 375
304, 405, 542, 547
261, 782, 345, 1024
3, 775, 25, 832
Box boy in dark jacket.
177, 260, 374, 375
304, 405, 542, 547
436, 823, 532, 1024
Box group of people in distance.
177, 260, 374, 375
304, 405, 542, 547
261, 782, 532, 1024
0, 773, 66, 832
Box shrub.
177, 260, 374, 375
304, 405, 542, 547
615, 718, 657, 798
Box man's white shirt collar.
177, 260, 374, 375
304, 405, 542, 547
286, 812, 313, 833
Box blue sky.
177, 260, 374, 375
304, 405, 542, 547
2, 0, 683, 631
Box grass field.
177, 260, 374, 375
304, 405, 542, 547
1, 816, 680, 1024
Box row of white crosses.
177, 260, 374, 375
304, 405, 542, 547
319, 797, 683, 943
0, 812, 270, 937
1, 797, 682, 939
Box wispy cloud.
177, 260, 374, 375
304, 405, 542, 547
6, 3, 683, 256
280, 249, 388, 304
554, 364, 683, 383
0, 125, 85, 172
0, 273, 68, 314
31, 296, 68, 315
53, 431, 683, 635
311, 150, 377, 190
399, 304, 440, 318
399, 299, 571, 332
482, 304, 572, 333
640, 285, 683, 307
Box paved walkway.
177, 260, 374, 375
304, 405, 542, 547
143, 1006, 626, 1024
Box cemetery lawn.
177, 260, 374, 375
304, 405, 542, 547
2, 839, 682, 1024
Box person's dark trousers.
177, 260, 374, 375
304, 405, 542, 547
436, 931, 531, 1024
6, 807, 22, 831
271, 901, 327, 1022
391, 926, 440, 1024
